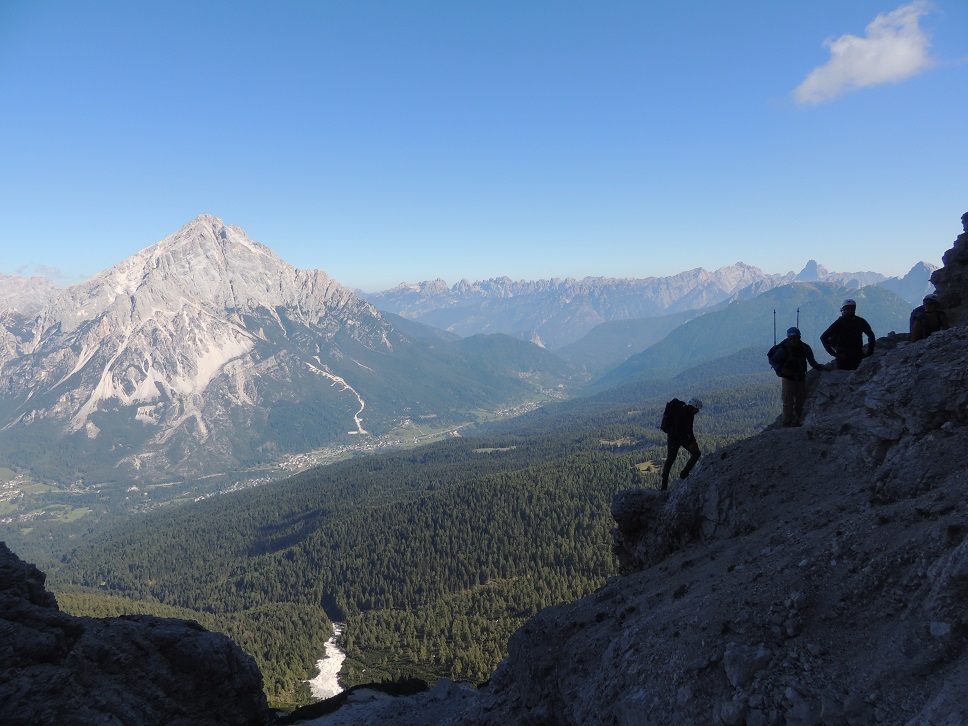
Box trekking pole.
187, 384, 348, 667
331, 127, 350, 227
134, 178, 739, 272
796, 307, 800, 330
773, 309, 776, 345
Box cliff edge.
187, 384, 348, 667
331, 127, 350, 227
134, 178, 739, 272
293, 215, 968, 725
0, 542, 269, 725
469, 324, 968, 725
461, 215, 968, 725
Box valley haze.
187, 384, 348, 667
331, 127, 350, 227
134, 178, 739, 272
0, 214, 934, 489
0, 212, 933, 552
0, 209, 964, 721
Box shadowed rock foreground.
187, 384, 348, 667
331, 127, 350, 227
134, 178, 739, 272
0, 542, 268, 725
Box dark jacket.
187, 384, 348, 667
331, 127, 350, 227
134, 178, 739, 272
770, 339, 822, 381
821, 314, 875, 357
910, 305, 949, 341
668, 406, 697, 445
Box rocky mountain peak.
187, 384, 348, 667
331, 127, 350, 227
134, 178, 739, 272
0, 273, 60, 316
795, 259, 828, 281
135, 214, 280, 292
40, 214, 356, 335
905, 260, 937, 279
0, 216, 393, 480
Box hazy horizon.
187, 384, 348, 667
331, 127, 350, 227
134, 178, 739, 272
2, 1, 965, 290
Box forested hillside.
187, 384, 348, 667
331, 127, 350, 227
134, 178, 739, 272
52, 361, 781, 711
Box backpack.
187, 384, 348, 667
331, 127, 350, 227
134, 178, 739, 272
767, 342, 786, 377
660, 398, 685, 434
908, 307, 922, 336
910, 306, 948, 336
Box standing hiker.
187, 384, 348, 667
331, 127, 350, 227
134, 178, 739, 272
910, 293, 949, 341
660, 398, 703, 491
769, 327, 824, 427
820, 299, 875, 371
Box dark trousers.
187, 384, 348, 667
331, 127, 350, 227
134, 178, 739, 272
781, 377, 806, 425
661, 437, 701, 490
835, 350, 864, 371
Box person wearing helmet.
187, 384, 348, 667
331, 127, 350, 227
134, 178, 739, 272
820, 299, 875, 371
910, 293, 949, 341
660, 398, 703, 490
768, 326, 825, 427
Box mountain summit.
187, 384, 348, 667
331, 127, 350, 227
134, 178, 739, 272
0, 216, 549, 485
42, 214, 361, 333
25, 215, 380, 431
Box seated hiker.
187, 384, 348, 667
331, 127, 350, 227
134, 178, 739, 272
769, 326, 824, 427
910, 293, 949, 341
660, 398, 703, 491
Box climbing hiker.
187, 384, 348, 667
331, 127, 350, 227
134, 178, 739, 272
660, 398, 702, 491
769, 327, 825, 427
910, 293, 949, 341
820, 299, 875, 371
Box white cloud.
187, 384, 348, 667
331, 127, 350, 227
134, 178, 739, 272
793, 1, 934, 105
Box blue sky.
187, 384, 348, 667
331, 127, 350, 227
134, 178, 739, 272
1, 1, 965, 292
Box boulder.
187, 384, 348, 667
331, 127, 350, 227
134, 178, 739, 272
0, 542, 268, 726
931, 211, 968, 326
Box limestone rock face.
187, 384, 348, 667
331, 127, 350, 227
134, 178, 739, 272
0, 215, 390, 483
459, 327, 968, 725
931, 211, 968, 326
0, 542, 268, 726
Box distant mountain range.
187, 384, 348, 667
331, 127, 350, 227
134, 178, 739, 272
592, 281, 913, 391
0, 272, 60, 316
361, 261, 934, 350
0, 215, 935, 491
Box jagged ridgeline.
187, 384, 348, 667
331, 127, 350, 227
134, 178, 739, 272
51, 356, 781, 710
0, 215, 575, 490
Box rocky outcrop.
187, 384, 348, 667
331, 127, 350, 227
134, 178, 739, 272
296, 223, 968, 724
931, 211, 968, 326
461, 326, 968, 725
611, 462, 755, 574
0, 542, 268, 726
